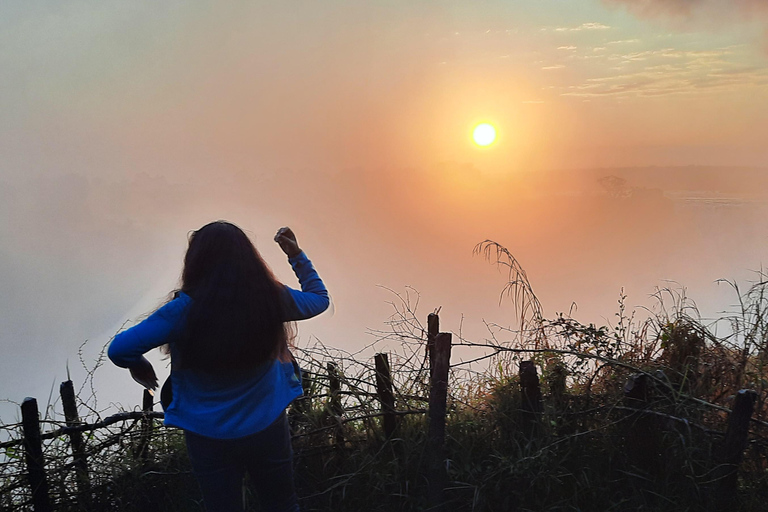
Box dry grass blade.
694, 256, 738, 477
474, 240, 545, 348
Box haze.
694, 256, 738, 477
2, 0, 768, 420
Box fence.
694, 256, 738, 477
0, 312, 457, 511
1, 308, 765, 511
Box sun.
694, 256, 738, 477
472, 123, 496, 147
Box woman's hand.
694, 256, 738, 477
129, 356, 158, 391
274, 227, 302, 258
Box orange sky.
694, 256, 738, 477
3, 1, 768, 176
1, 0, 768, 416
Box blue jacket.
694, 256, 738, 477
108, 252, 329, 439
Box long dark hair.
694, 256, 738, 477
173, 221, 290, 372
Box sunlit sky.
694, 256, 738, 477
3, 0, 768, 176
2, 0, 768, 417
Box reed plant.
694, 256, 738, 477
3, 243, 768, 510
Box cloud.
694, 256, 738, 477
555, 42, 767, 99
560, 46, 768, 98
604, 48, 730, 62
604, 0, 768, 49
603, 0, 768, 54
604, 0, 706, 17
554, 22, 611, 32
604, 0, 768, 19
581, 22, 612, 30
558, 46, 578, 50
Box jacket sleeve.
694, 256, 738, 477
282, 251, 330, 321
108, 296, 188, 368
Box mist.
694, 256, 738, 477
2, 1, 768, 421
3, 162, 767, 421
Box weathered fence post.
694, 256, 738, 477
327, 362, 342, 416
714, 389, 757, 509
21, 397, 52, 512
519, 361, 543, 438
623, 373, 649, 406
60, 380, 91, 509
375, 353, 396, 439
427, 313, 439, 379
622, 373, 660, 473
327, 362, 344, 446
301, 369, 312, 401
546, 361, 567, 434
135, 389, 154, 463
293, 369, 312, 415
427, 332, 452, 511
547, 362, 566, 409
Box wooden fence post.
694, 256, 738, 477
60, 380, 91, 509
302, 369, 312, 410
427, 313, 440, 379
375, 353, 396, 439
714, 389, 757, 509
135, 389, 154, 463
548, 362, 566, 410
546, 361, 567, 435
327, 362, 342, 416
294, 369, 312, 415
327, 362, 344, 446
21, 397, 52, 512
519, 361, 542, 438
622, 373, 660, 473
623, 373, 649, 406
427, 332, 452, 511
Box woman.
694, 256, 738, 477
108, 222, 329, 512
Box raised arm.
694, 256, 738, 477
275, 227, 330, 321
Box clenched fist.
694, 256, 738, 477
274, 227, 302, 258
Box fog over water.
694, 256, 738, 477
2, 165, 767, 422
3, 0, 768, 423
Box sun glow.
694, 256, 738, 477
472, 123, 497, 147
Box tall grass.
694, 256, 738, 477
3, 242, 768, 511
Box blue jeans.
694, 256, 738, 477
184, 412, 299, 512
